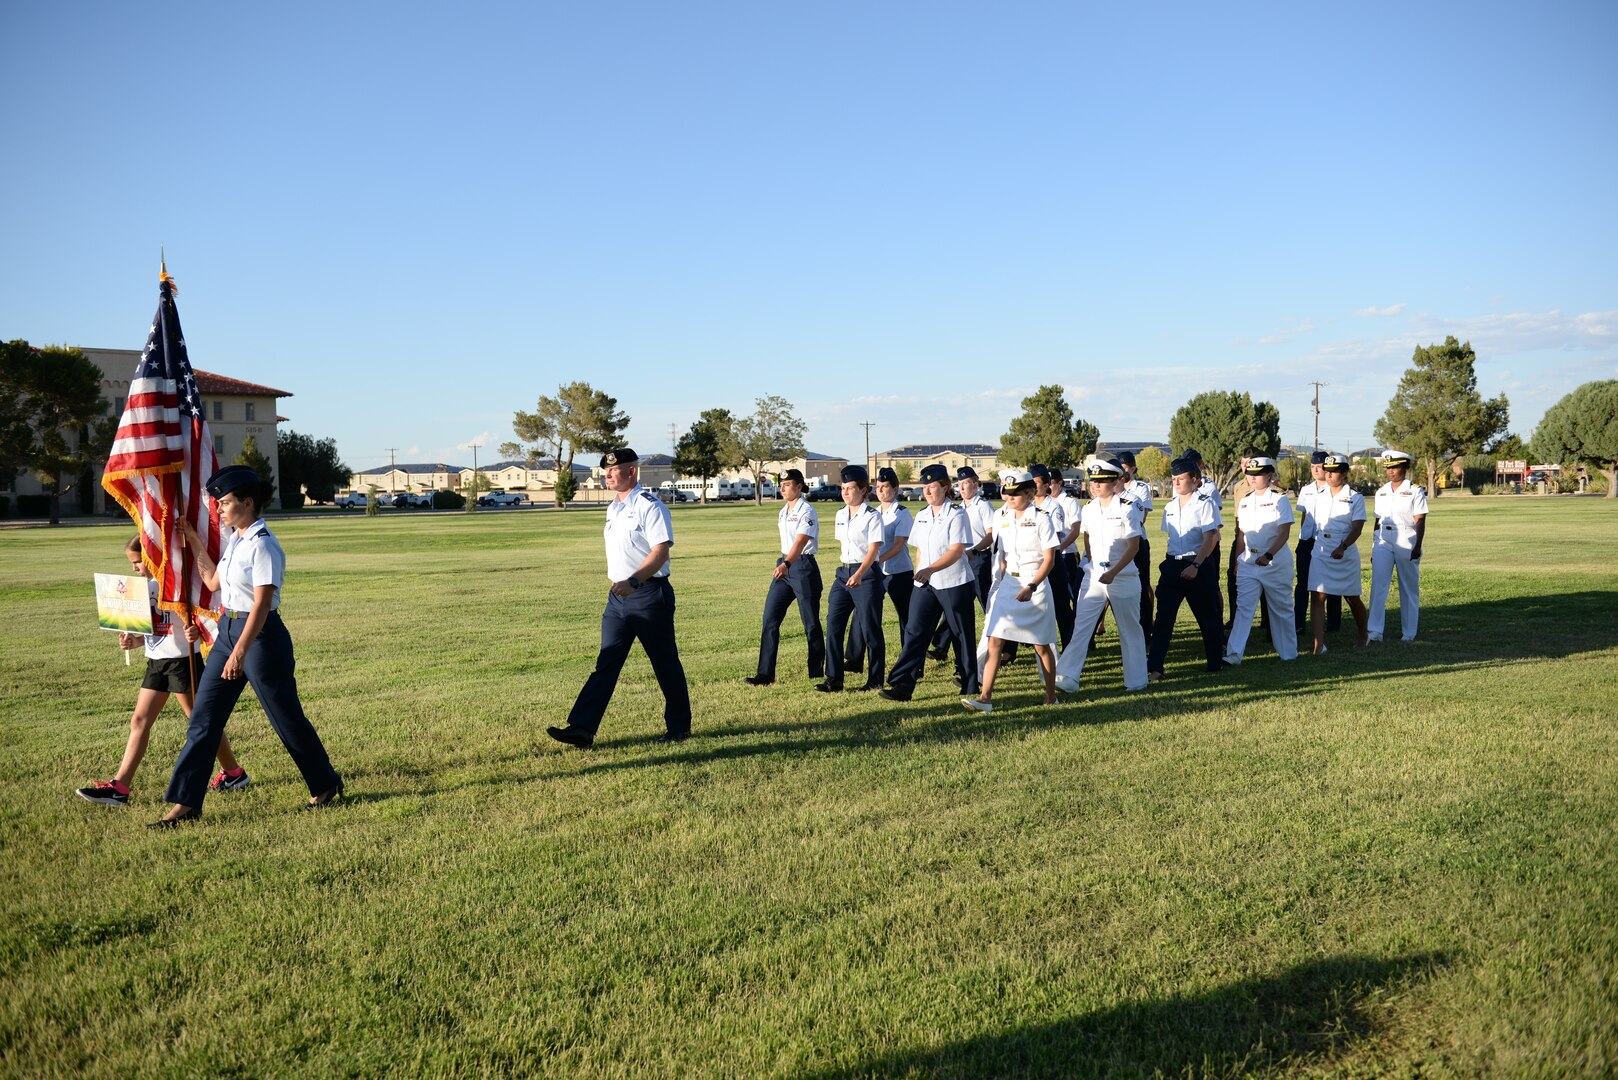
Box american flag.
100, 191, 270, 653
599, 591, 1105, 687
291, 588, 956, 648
101, 271, 222, 643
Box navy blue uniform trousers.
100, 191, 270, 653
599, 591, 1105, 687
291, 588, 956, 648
1147, 549, 1226, 674
568, 578, 691, 736
1134, 536, 1154, 649
164, 611, 340, 809
848, 569, 909, 665
887, 582, 978, 695
931, 551, 991, 650
826, 566, 885, 687
756, 556, 825, 680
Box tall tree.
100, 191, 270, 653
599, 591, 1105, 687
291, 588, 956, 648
501, 382, 630, 506
233, 434, 276, 498
1374, 336, 1509, 494
1166, 390, 1281, 491
277, 430, 350, 507
998, 385, 1098, 471
0, 341, 113, 524
1134, 446, 1170, 486
671, 408, 740, 504
1532, 380, 1618, 499
732, 396, 806, 506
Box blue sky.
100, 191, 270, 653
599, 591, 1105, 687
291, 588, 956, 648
4, 1, 1613, 470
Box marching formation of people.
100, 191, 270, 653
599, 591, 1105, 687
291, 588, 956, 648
743, 445, 1428, 711
78, 445, 1429, 823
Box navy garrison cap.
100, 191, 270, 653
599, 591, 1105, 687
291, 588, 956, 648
205, 465, 261, 499
955, 466, 979, 481
1310, 450, 1329, 465
1115, 450, 1136, 466
1028, 463, 1051, 480
1170, 457, 1197, 477
876, 467, 899, 486
600, 447, 638, 468
919, 463, 950, 485
779, 468, 806, 485
840, 464, 869, 485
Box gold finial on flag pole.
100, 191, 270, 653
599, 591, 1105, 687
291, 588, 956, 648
159, 247, 175, 291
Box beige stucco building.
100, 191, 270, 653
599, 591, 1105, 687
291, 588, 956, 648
719, 451, 849, 486
870, 444, 1001, 480
5, 347, 290, 514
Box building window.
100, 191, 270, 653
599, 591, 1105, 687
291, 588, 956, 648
114, 397, 125, 415
214, 435, 225, 454
213, 401, 222, 421
245, 402, 256, 422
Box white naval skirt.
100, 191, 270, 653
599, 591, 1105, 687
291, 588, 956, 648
1308, 539, 1363, 598
980, 572, 1058, 644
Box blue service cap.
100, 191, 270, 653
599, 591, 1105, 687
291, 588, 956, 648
1028, 463, 1051, 480
876, 467, 899, 486
919, 463, 950, 485
840, 464, 869, 485
955, 466, 978, 481
1115, 450, 1136, 466
1170, 457, 1197, 477
1310, 450, 1328, 465
205, 465, 261, 499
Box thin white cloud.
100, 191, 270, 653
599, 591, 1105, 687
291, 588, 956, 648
1355, 304, 1406, 317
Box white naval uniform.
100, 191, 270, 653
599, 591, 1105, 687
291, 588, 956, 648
1225, 488, 1299, 662
1307, 486, 1367, 597
1367, 478, 1428, 640
1054, 495, 1147, 691
978, 504, 1060, 655
1054, 491, 1083, 556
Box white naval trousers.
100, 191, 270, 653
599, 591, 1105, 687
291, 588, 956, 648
1367, 541, 1420, 640
1226, 557, 1298, 662
1054, 572, 1148, 691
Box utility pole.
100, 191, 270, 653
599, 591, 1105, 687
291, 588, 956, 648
385, 447, 399, 494
860, 421, 876, 474
669, 423, 677, 458
1309, 382, 1327, 452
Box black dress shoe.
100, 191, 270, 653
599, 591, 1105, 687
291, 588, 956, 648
813, 680, 843, 693
877, 687, 912, 702
855, 681, 883, 692
547, 725, 594, 749
743, 675, 773, 686
299, 780, 344, 811
146, 806, 201, 830
654, 731, 690, 744
926, 648, 949, 662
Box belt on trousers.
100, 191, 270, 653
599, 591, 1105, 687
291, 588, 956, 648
222, 608, 278, 620
1173, 553, 1196, 561
840, 562, 861, 569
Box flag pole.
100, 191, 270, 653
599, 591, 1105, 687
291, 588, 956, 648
161, 257, 201, 702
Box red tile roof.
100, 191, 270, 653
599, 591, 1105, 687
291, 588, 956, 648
193, 369, 293, 398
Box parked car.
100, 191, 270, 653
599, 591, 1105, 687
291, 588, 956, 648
476, 490, 525, 507
805, 483, 839, 502
335, 492, 367, 509
394, 491, 434, 508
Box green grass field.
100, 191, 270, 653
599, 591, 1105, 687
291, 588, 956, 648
3, 498, 1615, 1077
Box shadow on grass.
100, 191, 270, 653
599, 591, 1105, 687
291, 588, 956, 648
530, 589, 1618, 778
806, 951, 1449, 1079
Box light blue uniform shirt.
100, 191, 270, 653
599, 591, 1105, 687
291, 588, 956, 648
604, 486, 674, 582
217, 519, 284, 611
